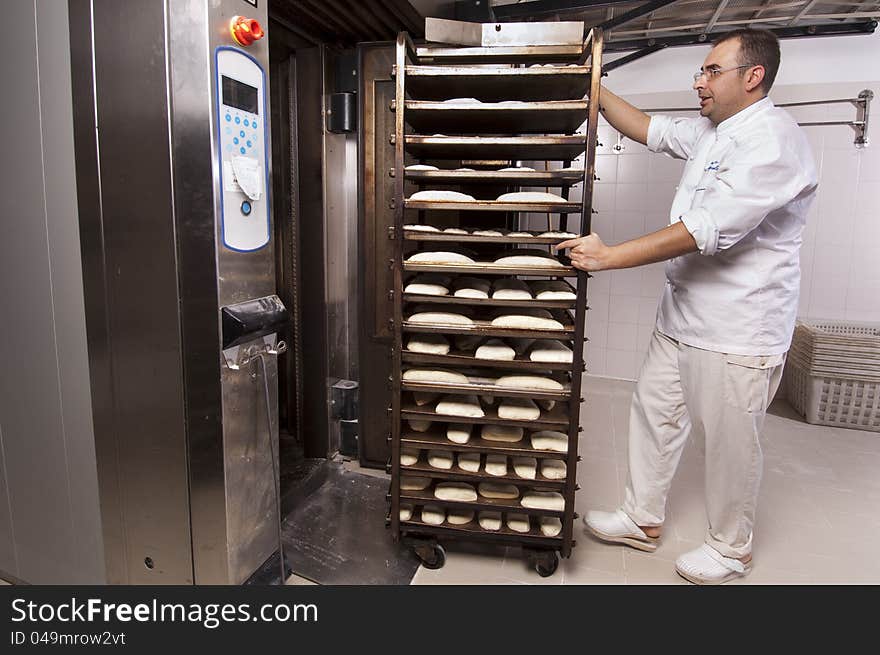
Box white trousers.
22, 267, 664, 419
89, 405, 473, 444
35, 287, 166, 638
621, 330, 785, 559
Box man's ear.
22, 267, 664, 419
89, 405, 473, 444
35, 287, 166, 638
745, 65, 766, 93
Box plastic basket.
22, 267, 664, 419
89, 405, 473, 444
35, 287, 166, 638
784, 319, 880, 432
788, 320, 880, 381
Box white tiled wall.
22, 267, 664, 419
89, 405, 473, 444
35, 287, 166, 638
574, 81, 880, 380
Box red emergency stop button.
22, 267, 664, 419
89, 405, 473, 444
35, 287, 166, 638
230, 16, 264, 46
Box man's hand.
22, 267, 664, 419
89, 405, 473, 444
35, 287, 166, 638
555, 222, 699, 272
554, 233, 612, 272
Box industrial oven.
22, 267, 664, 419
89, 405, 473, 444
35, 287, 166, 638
68, 0, 289, 584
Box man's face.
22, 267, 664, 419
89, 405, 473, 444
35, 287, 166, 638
692, 38, 754, 125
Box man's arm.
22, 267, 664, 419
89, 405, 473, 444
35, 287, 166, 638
597, 85, 650, 146
554, 222, 698, 272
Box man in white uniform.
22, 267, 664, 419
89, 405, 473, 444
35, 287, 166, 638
556, 29, 818, 584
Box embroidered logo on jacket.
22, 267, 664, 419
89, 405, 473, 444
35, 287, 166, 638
705, 160, 720, 171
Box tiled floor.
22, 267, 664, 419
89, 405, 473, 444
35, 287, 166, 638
407, 376, 880, 585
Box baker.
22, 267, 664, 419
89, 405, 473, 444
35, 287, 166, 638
555, 28, 818, 584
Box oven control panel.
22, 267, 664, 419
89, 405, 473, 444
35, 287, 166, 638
215, 46, 269, 252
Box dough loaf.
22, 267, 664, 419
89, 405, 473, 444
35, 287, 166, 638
434, 482, 478, 502
521, 491, 564, 511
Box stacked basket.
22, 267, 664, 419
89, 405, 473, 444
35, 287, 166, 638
784, 319, 880, 432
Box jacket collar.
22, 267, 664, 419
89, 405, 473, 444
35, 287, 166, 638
716, 96, 773, 135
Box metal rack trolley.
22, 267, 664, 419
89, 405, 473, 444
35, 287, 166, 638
386, 29, 604, 577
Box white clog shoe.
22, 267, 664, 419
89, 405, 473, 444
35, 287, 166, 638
675, 544, 751, 585
583, 509, 660, 552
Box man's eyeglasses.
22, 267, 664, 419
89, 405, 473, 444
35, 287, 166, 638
693, 64, 755, 83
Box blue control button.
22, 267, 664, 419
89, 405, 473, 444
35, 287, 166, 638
233, 137, 239, 145
244, 119, 250, 127
225, 114, 231, 122
252, 121, 257, 129
239, 130, 245, 137
239, 147, 246, 154
246, 140, 252, 148
234, 116, 240, 124
240, 200, 252, 216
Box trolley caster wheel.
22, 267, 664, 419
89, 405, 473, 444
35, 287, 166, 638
534, 551, 560, 578
414, 543, 446, 570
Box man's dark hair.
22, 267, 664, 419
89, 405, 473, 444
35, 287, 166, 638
713, 28, 781, 93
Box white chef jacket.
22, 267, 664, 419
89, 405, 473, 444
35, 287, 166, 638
647, 96, 818, 356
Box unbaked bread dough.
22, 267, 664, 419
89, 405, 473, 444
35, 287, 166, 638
479, 511, 502, 531
406, 251, 476, 264
492, 278, 532, 300
481, 424, 524, 443
521, 491, 564, 511
407, 311, 475, 326
406, 333, 451, 355
434, 482, 478, 502
442, 97, 481, 105
475, 339, 515, 361
408, 190, 476, 202
405, 274, 451, 296
538, 230, 578, 238
540, 516, 562, 536
452, 277, 491, 299
537, 398, 556, 411
496, 191, 566, 203
405, 164, 438, 171
428, 449, 454, 469
403, 368, 470, 385
400, 448, 420, 466
403, 224, 441, 232
492, 249, 566, 268
399, 504, 413, 521
529, 340, 573, 363
457, 452, 481, 473
443, 227, 469, 234
495, 375, 564, 391
436, 394, 484, 418
541, 459, 567, 480
530, 430, 568, 452
491, 311, 565, 330
529, 280, 576, 300
404, 282, 450, 296
507, 513, 531, 533
507, 231, 534, 238
421, 505, 445, 525
498, 397, 541, 420
473, 229, 504, 237
408, 419, 431, 433
478, 482, 519, 499
447, 509, 474, 525
498, 166, 535, 172
485, 454, 508, 477
401, 476, 430, 491
447, 423, 472, 444
513, 457, 537, 480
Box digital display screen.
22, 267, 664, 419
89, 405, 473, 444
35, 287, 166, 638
222, 76, 258, 114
